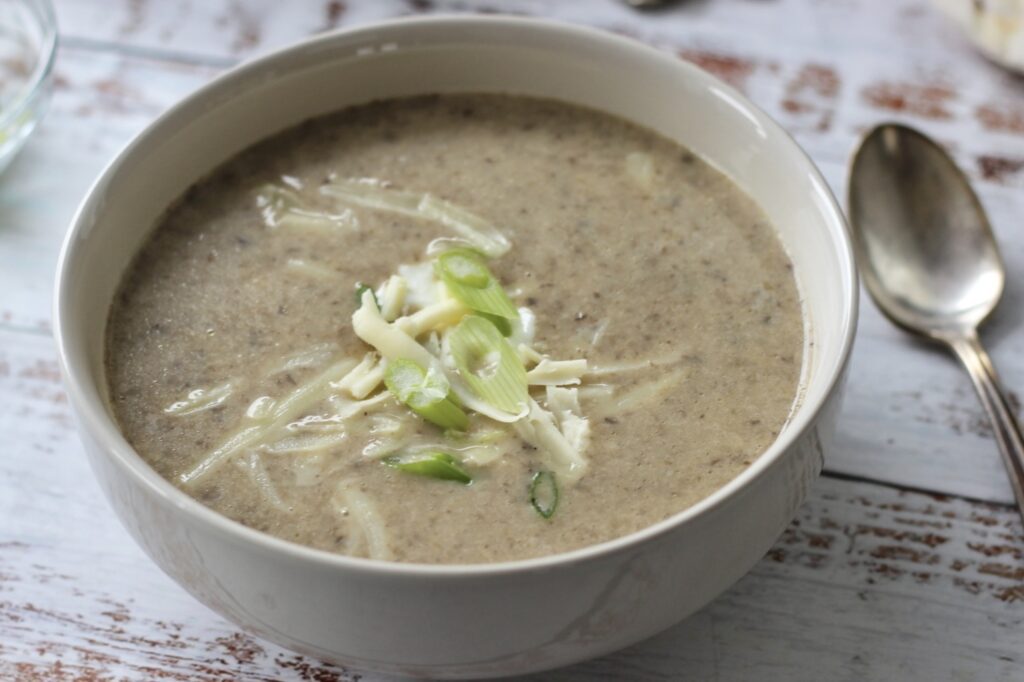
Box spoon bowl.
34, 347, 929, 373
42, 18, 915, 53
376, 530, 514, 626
848, 122, 1024, 523
849, 124, 1005, 339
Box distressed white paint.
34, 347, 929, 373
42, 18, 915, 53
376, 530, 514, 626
1, 0, 1024, 678
2, 323, 1022, 679
3, 0, 1019, 503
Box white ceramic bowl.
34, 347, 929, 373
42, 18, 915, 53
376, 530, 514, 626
54, 16, 856, 679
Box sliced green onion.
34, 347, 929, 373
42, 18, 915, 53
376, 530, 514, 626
416, 395, 468, 431
384, 359, 469, 431
435, 249, 518, 321
384, 451, 472, 484
440, 250, 490, 287
354, 282, 379, 308
479, 312, 513, 337
530, 471, 559, 519
447, 315, 528, 414
385, 358, 447, 403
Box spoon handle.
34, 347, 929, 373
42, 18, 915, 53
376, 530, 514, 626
949, 332, 1024, 521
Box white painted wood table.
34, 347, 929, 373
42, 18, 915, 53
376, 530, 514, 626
3, 0, 1024, 679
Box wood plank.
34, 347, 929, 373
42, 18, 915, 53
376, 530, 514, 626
49, 0, 964, 64
52, 0, 1024, 199
6, 26, 1024, 501
588, 11, 1024, 505
0, 48, 218, 335
815, 159, 1024, 506
7, 1, 1023, 678
2, 329, 1022, 680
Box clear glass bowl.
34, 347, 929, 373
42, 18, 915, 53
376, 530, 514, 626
0, 0, 56, 174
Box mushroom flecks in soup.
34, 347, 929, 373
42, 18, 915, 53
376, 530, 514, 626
106, 95, 804, 564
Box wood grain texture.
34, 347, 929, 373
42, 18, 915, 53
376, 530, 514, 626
16, 0, 1023, 504
0, 47, 218, 335
2, 327, 1022, 680
1, 0, 1023, 678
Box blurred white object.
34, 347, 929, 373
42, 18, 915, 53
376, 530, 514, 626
934, 0, 1024, 70
0, 0, 56, 174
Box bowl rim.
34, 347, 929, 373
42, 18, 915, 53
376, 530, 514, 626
54, 14, 858, 578
0, 0, 57, 132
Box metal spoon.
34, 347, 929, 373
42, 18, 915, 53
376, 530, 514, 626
621, 0, 677, 8
848, 122, 1024, 521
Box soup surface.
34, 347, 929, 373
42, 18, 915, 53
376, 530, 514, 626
106, 95, 804, 564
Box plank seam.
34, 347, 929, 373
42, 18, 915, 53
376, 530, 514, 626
821, 468, 1014, 509
0, 322, 52, 339
60, 34, 238, 69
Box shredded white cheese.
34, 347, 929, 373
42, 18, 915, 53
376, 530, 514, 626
332, 352, 387, 400
604, 368, 686, 416
321, 179, 510, 257
244, 396, 277, 421
257, 183, 357, 232
394, 298, 469, 338
350, 361, 387, 400
526, 358, 588, 386
423, 331, 442, 357
179, 357, 358, 486
236, 453, 291, 513
456, 444, 504, 466
379, 275, 407, 322
278, 209, 357, 233
164, 382, 233, 416
326, 391, 394, 421
285, 258, 339, 281
398, 262, 440, 310
264, 431, 349, 455
588, 349, 684, 376
352, 291, 440, 371
545, 386, 591, 456
625, 152, 655, 191
271, 342, 339, 375
417, 193, 511, 257
332, 482, 393, 561
514, 398, 588, 485
577, 383, 615, 400
509, 306, 536, 348
517, 344, 544, 366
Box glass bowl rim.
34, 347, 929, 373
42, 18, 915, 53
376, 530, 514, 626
0, 0, 58, 132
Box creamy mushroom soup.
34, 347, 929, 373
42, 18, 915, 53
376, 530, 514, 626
106, 95, 804, 564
